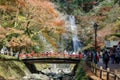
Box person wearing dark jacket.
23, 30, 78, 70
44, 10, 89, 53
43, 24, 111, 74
103, 50, 110, 69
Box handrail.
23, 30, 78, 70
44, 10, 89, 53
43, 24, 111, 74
18, 53, 83, 59
86, 59, 120, 80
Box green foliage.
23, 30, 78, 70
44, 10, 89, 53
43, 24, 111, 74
24, 27, 33, 36
0, 55, 30, 79
75, 61, 88, 80
0, 0, 12, 5
6, 33, 20, 41
100, 0, 114, 7
85, 39, 93, 46
114, 0, 120, 5
52, 0, 82, 15
105, 5, 120, 23
64, 39, 73, 51
111, 33, 120, 37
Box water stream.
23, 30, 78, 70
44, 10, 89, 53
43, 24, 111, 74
69, 15, 82, 53
23, 64, 74, 80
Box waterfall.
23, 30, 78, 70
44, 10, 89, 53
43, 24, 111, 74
69, 15, 82, 53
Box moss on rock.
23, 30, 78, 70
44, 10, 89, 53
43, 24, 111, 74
0, 54, 30, 79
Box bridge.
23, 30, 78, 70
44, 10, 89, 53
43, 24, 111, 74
19, 52, 83, 64
22, 57, 80, 64
19, 53, 82, 74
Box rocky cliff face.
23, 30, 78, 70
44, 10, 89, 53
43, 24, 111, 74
0, 55, 30, 80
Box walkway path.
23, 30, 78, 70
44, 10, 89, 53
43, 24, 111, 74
97, 58, 120, 75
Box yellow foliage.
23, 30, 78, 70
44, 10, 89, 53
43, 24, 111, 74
55, 27, 66, 34
42, 32, 57, 48
107, 36, 120, 41
18, 15, 26, 22
114, 21, 120, 27
112, 20, 120, 32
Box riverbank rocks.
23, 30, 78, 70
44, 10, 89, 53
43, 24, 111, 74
23, 74, 49, 80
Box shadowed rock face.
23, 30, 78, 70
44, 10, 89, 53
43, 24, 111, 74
0, 75, 5, 80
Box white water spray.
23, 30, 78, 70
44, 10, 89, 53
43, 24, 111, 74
69, 15, 82, 53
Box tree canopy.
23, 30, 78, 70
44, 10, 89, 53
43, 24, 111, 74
0, 0, 65, 52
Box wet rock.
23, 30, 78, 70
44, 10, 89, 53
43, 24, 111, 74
23, 74, 49, 80
30, 74, 41, 79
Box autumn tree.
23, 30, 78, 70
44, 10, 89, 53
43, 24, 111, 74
0, 0, 65, 52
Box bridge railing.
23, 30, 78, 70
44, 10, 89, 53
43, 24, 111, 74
86, 60, 120, 80
18, 53, 83, 59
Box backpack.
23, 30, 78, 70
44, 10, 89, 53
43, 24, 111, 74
103, 53, 109, 60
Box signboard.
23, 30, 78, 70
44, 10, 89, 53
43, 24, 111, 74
105, 41, 119, 48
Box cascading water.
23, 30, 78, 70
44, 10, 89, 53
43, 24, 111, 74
69, 15, 82, 53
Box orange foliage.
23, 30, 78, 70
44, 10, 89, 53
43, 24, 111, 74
25, 0, 59, 17
97, 24, 114, 42
99, 7, 111, 13
90, 15, 107, 22
0, 27, 7, 39
8, 35, 36, 47
16, 0, 64, 29
52, 20, 65, 27
15, 0, 26, 7
44, 1, 58, 17
81, 15, 107, 23
0, 5, 18, 12
55, 28, 65, 34
0, 0, 65, 50
6, 28, 24, 35
84, 1, 97, 5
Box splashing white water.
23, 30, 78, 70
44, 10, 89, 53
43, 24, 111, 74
69, 15, 82, 53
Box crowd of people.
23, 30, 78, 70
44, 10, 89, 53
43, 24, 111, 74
86, 42, 120, 69
1, 42, 120, 69
0, 47, 83, 59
